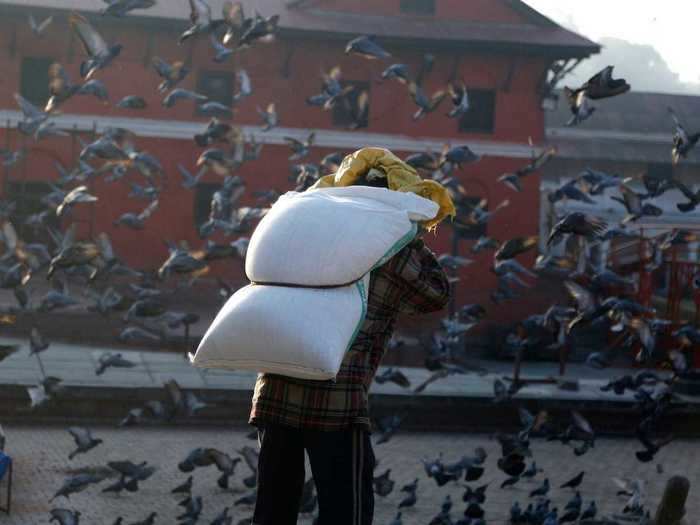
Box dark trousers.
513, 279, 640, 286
252, 424, 375, 525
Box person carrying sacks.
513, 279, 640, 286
248, 147, 454, 525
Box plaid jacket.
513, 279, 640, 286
249, 238, 450, 432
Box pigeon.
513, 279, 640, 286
529, 478, 550, 498
179, 0, 223, 44
398, 487, 417, 508
372, 468, 394, 497
493, 378, 511, 404
117, 95, 147, 109
178, 164, 206, 189
118, 326, 163, 344
152, 57, 189, 92
563, 87, 595, 126
495, 236, 539, 261
77, 79, 110, 102
440, 144, 480, 169
375, 413, 404, 444
67, 427, 103, 459
611, 184, 663, 223
438, 254, 473, 271
114, 200, 159, 230
234, 490, 257, 506
0, 149, 24, 167
564, 491, 582, 511
577, 167, 620, 195
388, 512, 403, 525
44, 63, 81, 112
284, 132, 315, 161
257, 103, 278, 131
101, 0, 157, 17
499, 142, 556, 192
233, 10, 279, 50
14, 93, 49, 136
163, 88, 208, 108
234, 69, 252, 102
29, 13, 53, 36
672, 180, 700, 212
560, 471, 585, 490
51, 473, 107, 501
580, 501, 597, 520
211, 507, 233, 525
408, 81, 447, 120
669, 107, 700, 164
548, 179, 595, 205
96, 353, 136, 376
345, 35, 391, 59
209, 34, 233, 63
404, 151, 439, 173
381, 64, 410, 84
580, 66, 630, 99
49, 508, 81, 525
374, 368, 411, 388
521, 461, 542, 479
447, 80, 469, 118
56, 186, 98, 217
546, 212, 607, 247
28, 326, 50, 355
200, 101, 234, 118
501, 476, 520, 489
69, 13, 123, 80
177, 495, 203, 521
509, 502, 523, 523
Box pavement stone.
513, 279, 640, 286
0, 424, 698, 525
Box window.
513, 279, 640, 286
196, 70, 234, 115
20, 57, 53, 108
193, 182, 219, 228
458, 89, 496, 134
453, 196, 487, 240
400, 0, 435, 15
332, 81, 370, 129
7, 181, 60, 243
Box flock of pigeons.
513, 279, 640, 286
0, 0, 699, 524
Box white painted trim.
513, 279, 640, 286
0, 110, 539, 158
547, 127, 671, 145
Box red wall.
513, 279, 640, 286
317, 0, 531, 24
0, 15, 547, 143
0, 7, 553, 324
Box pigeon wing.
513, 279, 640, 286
69, 12, 109, 57
564, 281, 595, 314
14, 93, 44, 120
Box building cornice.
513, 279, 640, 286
0, 110, 538, 159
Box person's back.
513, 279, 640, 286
249, 146, 454, 525
250, 235, 450, 525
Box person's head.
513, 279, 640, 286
351, 168, 389, 188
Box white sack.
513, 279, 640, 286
189, 274, 370, 380
246, 186, 439, 286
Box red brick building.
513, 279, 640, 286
0, 0, 598, 322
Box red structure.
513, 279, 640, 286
0, 0, 598, 323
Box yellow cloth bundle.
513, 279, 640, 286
309, 147, 456, 231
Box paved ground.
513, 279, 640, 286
0, 335, 669, 403
0, 424, 696, 525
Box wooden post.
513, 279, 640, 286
654, 476, 689, 525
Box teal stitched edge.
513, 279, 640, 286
344, 277, 369, 354
370, 222, 418, 271
343, 222, 417, 356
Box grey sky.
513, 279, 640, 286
525, 1, 698, 94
